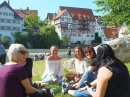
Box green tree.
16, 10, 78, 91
94, 0, 130, 27
1, 36, 11, 47
62, 36, 69, 46
12, 32, 29, 47
92, 32, 101, 44
40, 25, 62, 48
24, 13, 42, 29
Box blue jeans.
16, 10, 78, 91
78, 70, 96, 88
68, 54, 71, 58
74, 89, 96, 97
42, 74, 62, 84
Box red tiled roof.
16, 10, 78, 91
103, 28, 118, 38
55, 9, 66, 19
14, 9, 38, 18
56, 6, 95, 21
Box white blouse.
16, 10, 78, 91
75, 58, 90, 74
42, 60, 62, 78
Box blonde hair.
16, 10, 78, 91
7, 44, 25, 61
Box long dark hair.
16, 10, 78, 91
84, 46, 96, 59
96, 44, 129, 74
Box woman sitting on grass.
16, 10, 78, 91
42, 45, 62, 84
0, 44, 53, 97
73, 46, 97, 89
64, 44, 130, 97
66, 46, 90, 82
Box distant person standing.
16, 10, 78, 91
0, 43, 6, 65
67, 47, 71, 58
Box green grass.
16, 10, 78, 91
32, 58, 130, 97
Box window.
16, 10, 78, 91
104, 38, 106, 41
13, 27, 16, 30
1, 19, 4, 22
73, 20, 76, 23
16, 20, 20, 24
86, 35, 89, 37
3, 12, 8, 16
91, 35, 93, 37
7, 19, 10, 23
107, 38, 110, 41
61, 18, 64, 21
13, 20, 16, 23
1, 26, 5, 30
9, 13, 13, 16
7, 26, 10, 30
72, 29, 75, 32
78, 34, 81, 37
0, 12, 2, 15
16, 27, 20, 31
73, 34, 76, 36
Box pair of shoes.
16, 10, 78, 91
62, 81, 69, 95
50, 88, 57, 95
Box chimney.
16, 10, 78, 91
8, 0, 10, 5
27, 7, 29, 10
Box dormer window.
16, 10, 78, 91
83, 15, 86, 20
71, 14, 75, 18
114, 34, 118, 37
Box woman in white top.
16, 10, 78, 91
66, 46, 90, 82
42, 45, 62, 84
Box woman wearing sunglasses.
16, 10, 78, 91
0, 44, 52, 97
64, 44, 130, 97
65, 46, 90, 82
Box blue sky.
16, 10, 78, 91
1, 0, 102, 20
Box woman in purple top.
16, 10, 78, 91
0, 44, 52, 97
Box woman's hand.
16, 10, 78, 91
86, 86, 93, 93
74, 76, 81, 82
78, 86, 87, 91
52, 77, 58, 83
42, 88, 47, 94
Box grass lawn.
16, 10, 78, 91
32, 57, 130, 97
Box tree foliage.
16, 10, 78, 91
40, 25, 62, 48
12, 32, 29, 47
1, 36, 11, 47
62, 36, 69, 46
94, 0, 130, 27
92, 32, 101, 44
24, 13, 42, 29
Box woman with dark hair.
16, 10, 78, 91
64, 44, 130, 97
65, 46, 90, 82
73, 46, 97, 89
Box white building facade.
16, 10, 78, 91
54, 6, 96, 45
0, 1, 23, 43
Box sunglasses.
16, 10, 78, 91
18, 50, 26, 55
85, 51, 92, 54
